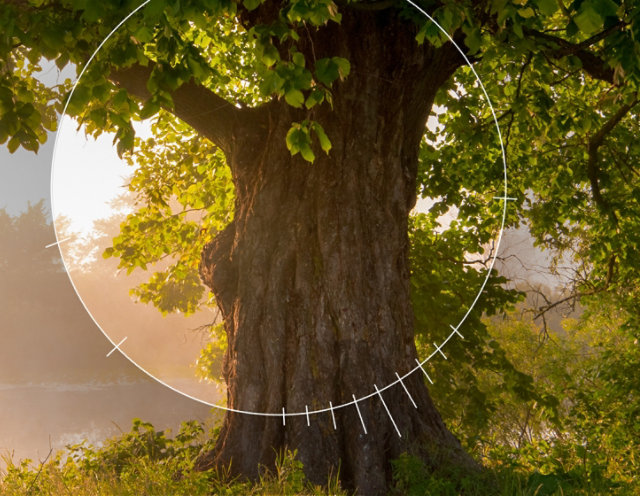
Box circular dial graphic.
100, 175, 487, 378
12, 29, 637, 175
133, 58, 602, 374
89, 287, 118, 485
51, 0, 509, 421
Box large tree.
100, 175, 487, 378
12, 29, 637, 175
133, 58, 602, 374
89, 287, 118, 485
2, 0, 639, 493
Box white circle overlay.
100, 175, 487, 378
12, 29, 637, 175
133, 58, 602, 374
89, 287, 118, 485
50, 0, 510, 418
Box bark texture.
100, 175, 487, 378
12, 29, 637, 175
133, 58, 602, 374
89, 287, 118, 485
198, 9, 475, 495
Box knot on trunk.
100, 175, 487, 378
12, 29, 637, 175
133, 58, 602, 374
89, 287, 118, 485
199, 221, 238, 317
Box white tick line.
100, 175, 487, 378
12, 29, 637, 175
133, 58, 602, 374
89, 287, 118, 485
305, 405, 310, 427
433, 342, 448, 360
395, 372, 417, 409
415, 358, 434, 384
352, 395, 367, 434
450, 324, 464, 339
329, 402, 337, 429
493, 196, 517, 201
45, 237, 71, 249
282, 408, 286, 426
106, 337, 127, 357
374, 384, 401, 438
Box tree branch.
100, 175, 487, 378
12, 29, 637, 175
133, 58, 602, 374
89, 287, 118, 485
337, 0, 399, 11
586, 95, 639, 225
523, 25, 626, 84
109, 63, 246, 154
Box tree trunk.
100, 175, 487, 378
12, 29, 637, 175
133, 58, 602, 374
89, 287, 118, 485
199, 9, 475, 495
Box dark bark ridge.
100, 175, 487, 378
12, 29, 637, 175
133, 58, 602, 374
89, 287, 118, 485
196, 10, 476, 495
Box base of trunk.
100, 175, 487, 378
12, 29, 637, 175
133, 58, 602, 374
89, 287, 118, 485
195, 370, 478, 495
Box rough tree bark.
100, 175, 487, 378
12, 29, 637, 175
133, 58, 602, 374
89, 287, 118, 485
194, 9, 477, 495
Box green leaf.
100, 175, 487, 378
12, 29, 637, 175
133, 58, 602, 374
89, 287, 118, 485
464, 26, 482, 55
284, 88, 305, 108
243, 0, 262, 11
89, 108, 107, 128
139, 100, 160, 119
574, 7, 603, 35
144, 0, 166, 20
315, 58, 339, 86
115, 125, 135, 158
305, 89, 325, 109
333, 57, 350, 79
134, 26, 154, 43
292, 51, 305, 67
518, 7, 535, 18
512, 21, 524, 38
588, 0, 619, 18
311, 121, 331, 153
261, 44, 279, 67
66, 85, 91, 115
300, 145, 315, 162
7, 135, 20, 154
260, 70, 286, 95
535, 0, 557, 16
286, 125, 307, 155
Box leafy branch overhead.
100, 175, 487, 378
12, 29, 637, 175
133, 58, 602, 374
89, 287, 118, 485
2, 0, 638, 326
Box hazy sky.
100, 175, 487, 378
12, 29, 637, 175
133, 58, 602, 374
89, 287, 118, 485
0, 134, 54, 217
52, 118, 133, 236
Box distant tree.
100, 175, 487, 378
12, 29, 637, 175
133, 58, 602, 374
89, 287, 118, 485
2, 1, 639, 493
0, 202, 60, 295
0, 204, 137, 381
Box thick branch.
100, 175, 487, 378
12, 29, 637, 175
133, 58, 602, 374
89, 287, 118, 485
586, 96, 639, 224
336, 0, 399, 11
109, 63, 244, 153
524, 25, 626, 84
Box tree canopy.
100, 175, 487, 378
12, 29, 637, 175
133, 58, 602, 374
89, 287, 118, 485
2, 0, 638, 313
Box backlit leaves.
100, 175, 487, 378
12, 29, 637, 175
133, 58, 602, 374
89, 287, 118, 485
285, 119, 332, 162
104, 111, 234, 315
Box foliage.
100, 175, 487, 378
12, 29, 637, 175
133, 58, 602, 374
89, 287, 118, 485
103, 111, 234, 315
0, 0, 353, 160
458, 295, 640, 495
2, 413, 636, 495
0, 419, 347, 496
194, 321, 227, 384
420, 0, 640, 323
409, 213, 538, 443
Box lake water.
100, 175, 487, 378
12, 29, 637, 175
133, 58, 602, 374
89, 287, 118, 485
0, 379, 217, 470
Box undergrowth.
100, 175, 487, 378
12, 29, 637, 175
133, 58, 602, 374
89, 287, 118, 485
1, 419, 637, 495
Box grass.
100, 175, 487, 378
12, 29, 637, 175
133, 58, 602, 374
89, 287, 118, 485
1, 419, 637, 495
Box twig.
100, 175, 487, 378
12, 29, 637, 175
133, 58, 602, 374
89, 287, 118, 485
26, 446, 53, 494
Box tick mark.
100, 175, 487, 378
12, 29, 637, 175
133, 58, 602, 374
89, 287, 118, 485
415, 358, 434, 384
106, 337, 128, 357
450, 324, 464, 339
45, 237, 71, 249
329, 401, 337, 430
374, 384, 401, 437
433, 342, 447, 359
352, 394, 367, 434
395, 372, 417, 409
